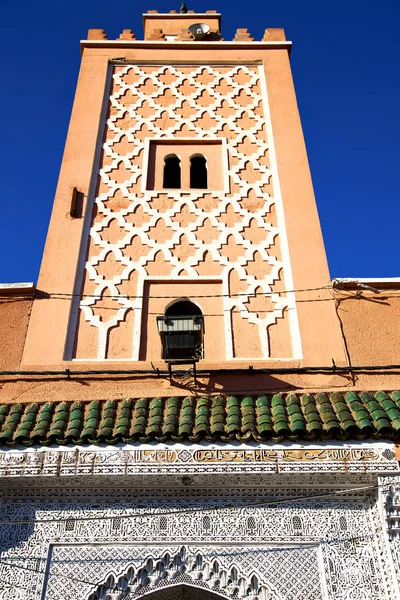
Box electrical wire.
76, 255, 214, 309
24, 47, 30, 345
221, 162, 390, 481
5, 280, 397, 304
0, 483, 391, 594
0, 577, 31, 595
44, 283, 332, 301
2, 282, 397, 304
0, 559, 124, 595
1, 363, 400, 378
1, 284, 336, 304
0, 483, 380, 527
0, 525, 379, 600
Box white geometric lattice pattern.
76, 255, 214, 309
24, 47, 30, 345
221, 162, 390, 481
0, 486, 397, 600
74, 64, 300, 360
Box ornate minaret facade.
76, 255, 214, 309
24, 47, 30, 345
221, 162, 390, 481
2, 10, 400, 600
21, 9, 345, 369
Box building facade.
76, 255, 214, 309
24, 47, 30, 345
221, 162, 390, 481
1, 8, 400, 600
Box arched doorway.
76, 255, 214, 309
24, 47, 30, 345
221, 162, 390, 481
138, 584, 233, 600
86, 546, 282, 600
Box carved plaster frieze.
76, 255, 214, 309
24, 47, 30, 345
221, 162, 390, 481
0, 444, 396, 484
0, 484, 398, 600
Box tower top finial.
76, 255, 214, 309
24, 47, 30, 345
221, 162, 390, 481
180, 3, 188, 13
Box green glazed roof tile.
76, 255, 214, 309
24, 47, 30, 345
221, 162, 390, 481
210, 396, 226, 435
31, 403, 54, 440
147, 397, 164, 437
241, 396, 256, 433
0, 391, 399, 446
391, 391, 400, 408
80, 400, 100, 441
256, 396, 274, 437
114, 399, 132, 440
162, 397, 179, 436
48, 402, 70, 441
0, 405, 23, 442
194, 397, 210, 437
300, 394, 322, 434
14, 404, 39, 442
178, 397, 195, 437
64, 402, 85, 441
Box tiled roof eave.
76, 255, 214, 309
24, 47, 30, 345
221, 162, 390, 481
0, 391, 399, 448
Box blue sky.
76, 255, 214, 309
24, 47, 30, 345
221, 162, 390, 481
1, 0, 399, 283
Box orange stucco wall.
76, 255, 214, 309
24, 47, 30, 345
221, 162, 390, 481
21, 36, 346, 369
335, 289, 400, 384
0, 295, 32, 371
0, 286, 399, 403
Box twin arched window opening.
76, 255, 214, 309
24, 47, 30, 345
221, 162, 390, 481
163, 155, 181, 188
190, 155, 208, 189
163, 154, 208, 189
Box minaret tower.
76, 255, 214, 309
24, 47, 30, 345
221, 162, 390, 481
2, 11, 400, 600
21, 8, 346, 375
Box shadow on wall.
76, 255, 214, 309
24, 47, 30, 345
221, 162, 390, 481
165, 371, 297, 395
0, 503, 35, 555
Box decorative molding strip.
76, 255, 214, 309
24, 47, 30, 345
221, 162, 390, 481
0, 444, 396, 481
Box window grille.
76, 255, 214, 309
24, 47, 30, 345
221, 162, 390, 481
65, 518, 75, 531
292, 515, 303, 533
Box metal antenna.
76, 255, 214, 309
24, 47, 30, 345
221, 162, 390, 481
180, 3, 188, 13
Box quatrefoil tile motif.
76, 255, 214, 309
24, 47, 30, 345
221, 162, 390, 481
74, 64, 300, 360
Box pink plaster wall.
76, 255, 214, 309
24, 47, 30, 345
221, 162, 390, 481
19, 36, 347, 367
1, 286, 400, 402
0, 295, 32, 370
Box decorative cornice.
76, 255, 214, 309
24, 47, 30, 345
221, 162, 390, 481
80, 40, 292, 50
0, 391, 399, 447
0, 443, 397, 483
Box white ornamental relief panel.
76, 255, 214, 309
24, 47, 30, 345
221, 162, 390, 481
46, 544, 319, 600
380, 477, 400, 595
0, 487, 397, 600
72, 64, 301, 361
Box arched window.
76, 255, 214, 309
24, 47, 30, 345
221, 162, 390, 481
159, 299, 204, 360
190, 154, 207, 189
202, 515, 211, 531
165, 300, 202, 317
292, 515, 303, 533
65, 518, 75, 531
163, 154, 181, 188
